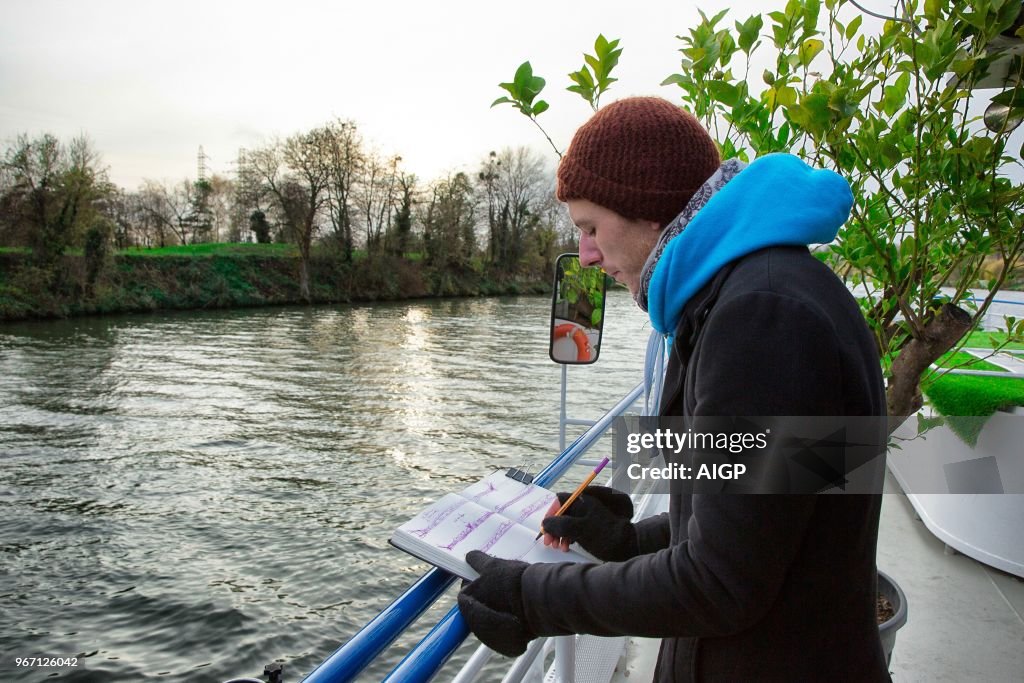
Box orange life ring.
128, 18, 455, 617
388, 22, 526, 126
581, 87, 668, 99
554, 323, 592, 362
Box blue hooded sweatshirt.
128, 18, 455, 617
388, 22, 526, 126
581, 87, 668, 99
646, 153, 854, 337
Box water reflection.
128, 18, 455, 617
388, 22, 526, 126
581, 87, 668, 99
0, 292, 651, 681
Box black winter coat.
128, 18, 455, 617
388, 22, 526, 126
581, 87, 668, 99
521, 246, 891, 682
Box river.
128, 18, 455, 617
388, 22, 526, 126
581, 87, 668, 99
0, 291, 652, 682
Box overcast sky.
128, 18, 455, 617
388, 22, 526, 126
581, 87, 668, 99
1, 1, 1018, 191
0, 0, 771, 189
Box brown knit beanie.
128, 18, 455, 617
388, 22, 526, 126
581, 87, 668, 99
556, 97, 720, 227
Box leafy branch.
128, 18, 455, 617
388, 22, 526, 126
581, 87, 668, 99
492, 36, 625, 159
567, 34, 623, 111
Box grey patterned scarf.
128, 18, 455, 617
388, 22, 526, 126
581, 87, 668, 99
635, 158, 747, 312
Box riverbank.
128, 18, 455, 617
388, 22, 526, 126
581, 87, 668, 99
0, 249, 551, 321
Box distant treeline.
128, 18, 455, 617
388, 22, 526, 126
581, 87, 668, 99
0, 126, 574, 318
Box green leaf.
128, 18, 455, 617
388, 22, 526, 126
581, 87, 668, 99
992, 88, 1024, 108
799, 38, 824, 67
532, 100, 549, 116
763, 69, 776, 85
513, 62, 534, 90
846, 14, 863, 40
490, 96, 513, 108
661, 73, 691, 87
828, 88, 859, 119
708, 81, 740, 106
788, 92, 831, 136
777, 85, 798, 107
708, 7, 730, 28
777, 121, 791, 146
496, 81, 517, 99
569, 68, 596, 89
881, 72, 911, 117
801, 0, 821, 39
766, 85, 798, 109
737, 14, 764, 54
949, 55, 978, 78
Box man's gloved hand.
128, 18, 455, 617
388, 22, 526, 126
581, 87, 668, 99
457, 550, 534, 657
542, 485, 639, 562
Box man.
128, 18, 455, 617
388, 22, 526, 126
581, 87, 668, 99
457, 97, 890, 681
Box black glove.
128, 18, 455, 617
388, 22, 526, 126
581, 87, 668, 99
542, 485, 639, 562
457, 550, 534, 657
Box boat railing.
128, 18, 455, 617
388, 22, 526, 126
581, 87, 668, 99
299, 382, 648, 683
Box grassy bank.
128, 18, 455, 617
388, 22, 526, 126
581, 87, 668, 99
0, 245, 551, 321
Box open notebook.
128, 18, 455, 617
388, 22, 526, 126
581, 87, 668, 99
390, 470, 597, 580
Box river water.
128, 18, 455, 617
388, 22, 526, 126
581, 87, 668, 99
0, 291, 652, 682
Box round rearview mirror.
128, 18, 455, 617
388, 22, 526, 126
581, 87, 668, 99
549, 253, 607, 365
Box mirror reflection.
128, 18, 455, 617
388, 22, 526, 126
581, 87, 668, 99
549, 253, 607, 365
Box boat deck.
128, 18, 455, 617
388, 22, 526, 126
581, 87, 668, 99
878, 472, 1024, 682
600, 472, 1024, 683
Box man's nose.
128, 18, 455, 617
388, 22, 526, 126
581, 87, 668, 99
578, 233, 601, 268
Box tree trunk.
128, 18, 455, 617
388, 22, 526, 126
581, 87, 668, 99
298, 252, 311, 303
299, 222, 313, 303
886, 303, 972, 433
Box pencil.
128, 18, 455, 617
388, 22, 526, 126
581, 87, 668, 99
536, 456, 610, 540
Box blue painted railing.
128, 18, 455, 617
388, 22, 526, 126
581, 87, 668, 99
301, 383, 645, 683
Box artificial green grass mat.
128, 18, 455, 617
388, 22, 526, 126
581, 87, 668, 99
965, 330, 1024, 351
937, 350, 1005, 372
923, 373, 1024, 445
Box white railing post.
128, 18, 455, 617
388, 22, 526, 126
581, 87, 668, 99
553, 636, 575, 682
559, 364, 569, 451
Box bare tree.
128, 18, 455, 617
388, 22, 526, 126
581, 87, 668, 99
134, 181, 176, 247
101, 187, 140, 249
477, 150, 501, 263
137, 179, 193, 246
323, 119, 363, 260
477, 146, 551, 271
355, 150, 402, 254
248, 129, 332, 302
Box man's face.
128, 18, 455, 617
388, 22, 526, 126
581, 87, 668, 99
567, 199, 662, 295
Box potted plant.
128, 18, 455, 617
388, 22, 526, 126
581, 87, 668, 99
877, 569, 908, 665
